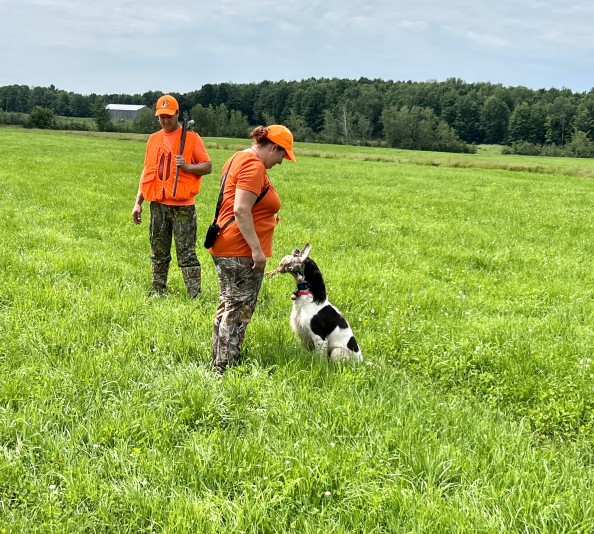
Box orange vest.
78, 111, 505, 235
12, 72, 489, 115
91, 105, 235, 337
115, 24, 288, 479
140, 129, 201, 203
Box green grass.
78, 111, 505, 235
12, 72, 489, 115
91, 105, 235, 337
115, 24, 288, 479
1, 128, 594, 532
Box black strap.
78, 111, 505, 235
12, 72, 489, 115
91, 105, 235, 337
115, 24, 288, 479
220, 185, 269, 230
211, 156, 236, 224
211, 155, 270, 229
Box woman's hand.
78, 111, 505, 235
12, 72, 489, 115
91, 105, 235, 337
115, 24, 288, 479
251, 249, 266, 271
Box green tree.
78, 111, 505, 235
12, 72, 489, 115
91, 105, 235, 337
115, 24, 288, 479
133, 108, 159, 134
546, 96, 575, 146
301, 85, 328, 133
190, 103, 248, 137
453, 93, 482, 143
381, 105, 470, 152
480, 96, 510, 144
529, 102, 547, 145
286, 110, 314, 142
214, 103, 231, 136
566, 130, 594, 157
508, 102, 532, 144
320, 108, 341, 144
27, 106, 56, 129
573, 93, 594, 141
351, 113, 373, 144
92, 99, 112, 132
227, 109, 250, 138
191, 104, 217, 136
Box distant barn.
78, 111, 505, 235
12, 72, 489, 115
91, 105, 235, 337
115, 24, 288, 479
106, 104, 149, 121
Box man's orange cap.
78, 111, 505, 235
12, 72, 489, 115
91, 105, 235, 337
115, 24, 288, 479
155, 95, 179, 116
266, 125, 296, 162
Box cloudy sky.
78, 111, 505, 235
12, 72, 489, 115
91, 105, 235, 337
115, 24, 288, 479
1, 0, 592, 95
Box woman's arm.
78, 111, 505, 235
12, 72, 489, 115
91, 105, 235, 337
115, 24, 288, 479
234, 188, 266, 270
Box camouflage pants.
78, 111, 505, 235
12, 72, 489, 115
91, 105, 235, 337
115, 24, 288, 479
212, 256, 265, 374
149, 202, 201, 297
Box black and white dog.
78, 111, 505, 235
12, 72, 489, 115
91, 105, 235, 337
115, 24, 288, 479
267, 244, 362, 362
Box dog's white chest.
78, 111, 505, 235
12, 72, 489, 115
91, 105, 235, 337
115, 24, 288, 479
290, 296, 319, 341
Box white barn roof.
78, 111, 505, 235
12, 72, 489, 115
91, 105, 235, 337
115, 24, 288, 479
106, 104, 147, 111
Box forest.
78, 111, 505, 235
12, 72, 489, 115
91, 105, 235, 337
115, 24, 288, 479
1, 77, 594, 156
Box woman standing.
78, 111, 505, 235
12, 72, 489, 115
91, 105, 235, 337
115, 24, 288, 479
209, 125, 296, 374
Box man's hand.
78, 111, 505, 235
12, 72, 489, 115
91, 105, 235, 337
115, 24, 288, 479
132, 203, 142, 225
175, 155, 188, 171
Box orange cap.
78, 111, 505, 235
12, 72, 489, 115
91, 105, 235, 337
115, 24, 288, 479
155, 95, 179, 116
266, 125, 296, 162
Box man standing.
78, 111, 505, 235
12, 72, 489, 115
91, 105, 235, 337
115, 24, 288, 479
132, 95, 212, 298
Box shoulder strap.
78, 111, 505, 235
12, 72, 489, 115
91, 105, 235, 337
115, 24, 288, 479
211, 155, 237, 223
220, 184, 269, 230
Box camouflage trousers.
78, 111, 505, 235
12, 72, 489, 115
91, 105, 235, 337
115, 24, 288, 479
149, 202, 201, 298
212, 256, 265, 374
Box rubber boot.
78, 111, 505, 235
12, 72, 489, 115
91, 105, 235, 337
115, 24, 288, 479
151, 262, 169, 295
181, 265, 201, 299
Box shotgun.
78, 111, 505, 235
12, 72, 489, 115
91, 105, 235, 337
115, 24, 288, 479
172, 118, 194, 197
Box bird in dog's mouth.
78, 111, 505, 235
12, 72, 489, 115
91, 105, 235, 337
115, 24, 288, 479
265, 243, 311, 282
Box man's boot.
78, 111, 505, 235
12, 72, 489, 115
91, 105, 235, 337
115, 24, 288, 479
151, 262, 169, 295
181, 265, 201, 299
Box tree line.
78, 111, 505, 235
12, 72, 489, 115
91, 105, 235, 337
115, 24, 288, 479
1, 78, 594, 156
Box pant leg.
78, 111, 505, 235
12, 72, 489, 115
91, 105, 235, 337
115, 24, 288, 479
211, 256, 264, 374
149, 202, 173, 293
172, 205, 201, 298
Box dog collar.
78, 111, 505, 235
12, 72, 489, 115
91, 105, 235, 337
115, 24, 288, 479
293, 282, 312, 298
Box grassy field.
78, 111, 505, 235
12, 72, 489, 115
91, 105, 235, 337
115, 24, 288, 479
1, 128, 594, 532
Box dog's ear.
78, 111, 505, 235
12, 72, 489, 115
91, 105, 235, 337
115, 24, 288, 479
301, 243, 311, 260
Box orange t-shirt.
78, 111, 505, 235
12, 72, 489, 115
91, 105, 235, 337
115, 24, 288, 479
210, 151, 281, 257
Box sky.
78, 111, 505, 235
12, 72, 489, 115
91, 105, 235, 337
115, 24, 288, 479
1, 0, 593, 96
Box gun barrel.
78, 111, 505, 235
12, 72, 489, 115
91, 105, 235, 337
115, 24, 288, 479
172, 119, 189, 197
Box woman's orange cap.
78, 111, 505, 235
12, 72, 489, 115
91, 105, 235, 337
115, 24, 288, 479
266, 125, 296, 162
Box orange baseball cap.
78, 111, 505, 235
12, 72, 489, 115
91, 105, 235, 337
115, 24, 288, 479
266, 125, 296, 162
155, 95, 179, 116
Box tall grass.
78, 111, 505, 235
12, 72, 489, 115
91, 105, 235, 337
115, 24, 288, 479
1, 128, 594, 532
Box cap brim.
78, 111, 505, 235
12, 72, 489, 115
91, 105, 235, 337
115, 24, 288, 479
284, 149, 296, 162
155, 109, 177, 116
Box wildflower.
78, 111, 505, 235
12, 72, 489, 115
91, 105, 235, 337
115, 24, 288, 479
324, 491, 332, 497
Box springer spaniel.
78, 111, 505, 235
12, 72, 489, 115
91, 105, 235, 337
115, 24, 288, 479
267, 244, 363, 362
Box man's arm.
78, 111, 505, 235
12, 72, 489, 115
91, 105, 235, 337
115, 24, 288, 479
132, 172, 145, 225
174, 158, 212, 176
